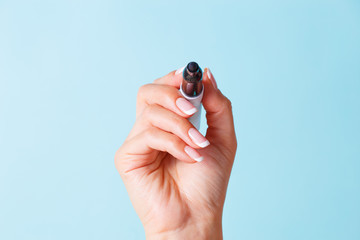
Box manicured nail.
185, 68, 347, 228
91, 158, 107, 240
175, 66, 185, 75
188, 128, 210, 148
176, 98, 197, 115
207, 68, 218, 89
184, 146, 204, 162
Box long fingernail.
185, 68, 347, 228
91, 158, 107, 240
176, 98, 197, 115
184, 146, 203, 162
188, 128, 210, 148
175, 66, 185, 75
207, 68, 218, 89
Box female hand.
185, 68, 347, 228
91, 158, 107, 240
115, 67, 237, 240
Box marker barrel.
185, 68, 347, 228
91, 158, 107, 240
180, 84, 203, 129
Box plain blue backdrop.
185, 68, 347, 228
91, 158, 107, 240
1, 0, 359, 239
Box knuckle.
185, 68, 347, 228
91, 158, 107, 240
168, 135, 182, 150
172, 115, 187, 131
144, 127, 157, 140
172, 114, 182, 125
142, 104, 157, 117
164, 90, 177, 104
224, 97, 232, 108
221, 96, 233, 112
137, 84, 151, 99
153, 85, 177, 104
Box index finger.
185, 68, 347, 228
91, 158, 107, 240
153, 66, 185, 87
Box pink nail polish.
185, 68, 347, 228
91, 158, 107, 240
207, 68, 218, 89
176, 98, 197, 115
188, 128, 210, 148
184, 146, 203, 162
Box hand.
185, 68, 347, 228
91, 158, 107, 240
115, 67, 237, 240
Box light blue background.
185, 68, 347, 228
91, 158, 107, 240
1, 0, 359, 239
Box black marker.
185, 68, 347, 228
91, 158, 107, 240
180, 62, 203, 129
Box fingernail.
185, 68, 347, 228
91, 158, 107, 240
207, 68, 218, 89
188, 128, 210, 148
176, 98, 197, 115
184, 146, 204, 162
175, 66, 185, 75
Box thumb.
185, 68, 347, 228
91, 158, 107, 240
202, 68, 237, 151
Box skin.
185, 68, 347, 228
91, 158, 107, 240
115, 67, 237, 240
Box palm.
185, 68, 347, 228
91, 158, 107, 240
122, 135, 233, 234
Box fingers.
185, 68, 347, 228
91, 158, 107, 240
136, 84, 197, 118
153, 66, 185, 87
117, 127, 203, 173
202, 68, 237, 150
137, 104, 210, 149
136, 66, 236, 151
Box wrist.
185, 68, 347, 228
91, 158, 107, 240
145, 217, 223, 240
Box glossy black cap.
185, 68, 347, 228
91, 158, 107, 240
188, 62, 199, 73
181, 61, 203, 97
183, 61, 202, 83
